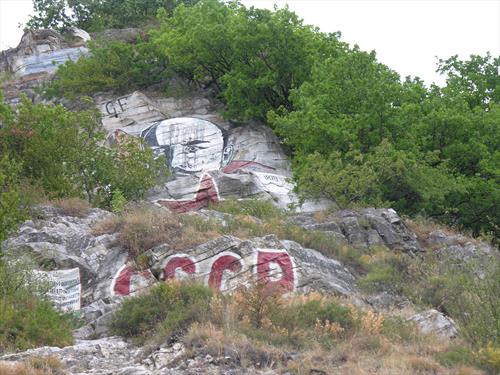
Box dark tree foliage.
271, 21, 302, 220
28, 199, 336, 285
0, 94, 167, 208
272, 52, 499, 237
154, 0, 343, 120
27, 0, 200, 31
48, 39, 169, 98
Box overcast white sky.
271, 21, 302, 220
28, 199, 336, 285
1, 0, 499, 86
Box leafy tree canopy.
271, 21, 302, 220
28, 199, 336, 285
26, 0, 200, 31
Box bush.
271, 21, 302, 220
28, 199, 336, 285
477, 342, 500, 375
48, 40, 169, 99
0, 155, 26, 245
110, 281, 212, 343
0, 93, 166, 209
435, 345, 476, 368
0, 261, 74, 352
209, 199, 284, 220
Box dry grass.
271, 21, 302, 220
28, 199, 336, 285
51, 198, 91, 218
92, 206, 220, 260
0, 356, 64, 375
193, 288, 490, 374
405, 216, 476, 247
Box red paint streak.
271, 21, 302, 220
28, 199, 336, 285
113, 266, 153, 296
163, 256, 196, 279
113, 266, 133, 296
208, 254, 243, 291
158, 174, 219, 213
256, 251, 294, 292
223, 160, 275, 174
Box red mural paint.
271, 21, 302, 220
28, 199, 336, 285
113, 265, 133, 296
223, 160, 275, 174
208, 254, 243, 291
158, 174, 219, 213
163, 256, 196, 279
256, 251, 295, 292
113, 265, 153, 296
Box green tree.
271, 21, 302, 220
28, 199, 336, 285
271, 49, 403, 154
26, 0, 71, 30
437, 53, 500, 110
27, 0, 200, 31
47, 40, 169, 99
272, 51, 499, 237
154, 0, 339, 120
0, 93, 167, 208
0, 156, 26, 246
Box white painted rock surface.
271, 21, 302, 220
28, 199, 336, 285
148, 234, 358, 296
98, 91, 326, 212
0, 29, 88, 77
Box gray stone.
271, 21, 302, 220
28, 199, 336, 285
408, 309, 458, 339
293, 208, 422, 254
365, 291, 410, 310
2, 206, 131, 306
150, 234, 358, 297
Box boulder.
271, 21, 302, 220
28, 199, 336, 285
149, 234, 358, 297
427, 230, 495, 261
2, 205, 131, 306
408, 309, 458, 339
291, 208, 423, 254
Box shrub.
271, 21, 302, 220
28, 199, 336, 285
110, 281, 212, 343
110, 189, 126, 214
0, 260, 74, 352
0, 94, 167, 210
357, 251, 409, 294
0, 155, 26, 246
477, 342, 500, 375
48, 40, 169, 99
435, 345, 476, 368
209, 199, 284, 220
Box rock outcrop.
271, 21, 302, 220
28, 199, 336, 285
0, 28, 89, 106
98, 91, 326, 212
2, 205, 361, 340
0, 337, 278, 375
0, 28, 88, 77
291, 208, 423, 254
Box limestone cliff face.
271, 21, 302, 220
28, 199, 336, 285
98, 91, 320, 211
0, 28, 89, 106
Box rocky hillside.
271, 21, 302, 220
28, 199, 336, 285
0, 20, 498, 375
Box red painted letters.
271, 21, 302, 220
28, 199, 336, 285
163, 256, 196, 279
208, 254, 243, 291
256, 251, 295, 292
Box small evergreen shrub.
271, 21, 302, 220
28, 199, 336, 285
110, 281, 212, 342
